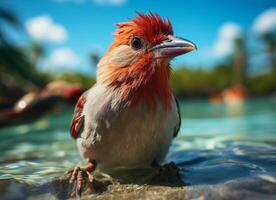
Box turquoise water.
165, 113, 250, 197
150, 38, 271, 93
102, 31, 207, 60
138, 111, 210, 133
0, 97, 276, 197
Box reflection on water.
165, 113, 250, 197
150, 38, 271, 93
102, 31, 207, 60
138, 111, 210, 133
225, 101, 245, 116
0, 97, 276, 197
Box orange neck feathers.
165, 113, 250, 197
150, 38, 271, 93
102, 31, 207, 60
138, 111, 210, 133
99, 53, 172, 110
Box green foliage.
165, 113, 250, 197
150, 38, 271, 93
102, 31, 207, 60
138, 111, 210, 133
0, 7, 51, 98
57, 72, 96, 89
0, 46, 50, 87
170, 65, 232, 97
245, 70, 276, 96
0, 6, 275, 101
170, 66, 276, 98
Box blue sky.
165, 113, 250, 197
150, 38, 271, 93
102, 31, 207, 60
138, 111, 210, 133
2, 0, 276, 74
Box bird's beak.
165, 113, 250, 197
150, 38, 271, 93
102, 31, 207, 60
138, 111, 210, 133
151, 35, 197, 59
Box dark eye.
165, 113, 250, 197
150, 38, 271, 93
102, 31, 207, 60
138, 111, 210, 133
130, 37, 143, 50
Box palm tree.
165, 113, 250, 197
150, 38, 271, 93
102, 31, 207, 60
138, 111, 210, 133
261, 32, 276, 70
30, 42, 44, 65
0, 6, 21, 45
232, 36, 248, 86
89, 51, 100, 68
0, 6, 49, 99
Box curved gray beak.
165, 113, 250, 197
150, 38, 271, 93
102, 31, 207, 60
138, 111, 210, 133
151, 35, 197, 58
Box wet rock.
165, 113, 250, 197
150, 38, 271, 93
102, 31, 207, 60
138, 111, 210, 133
85, 184, 186, 200
34, 163, 185, 199
1, 164, 276, 200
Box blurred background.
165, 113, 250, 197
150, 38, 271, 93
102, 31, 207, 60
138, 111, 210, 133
0, 0, 276, 199
0, 0, 276, 104
0, 0, 275, 104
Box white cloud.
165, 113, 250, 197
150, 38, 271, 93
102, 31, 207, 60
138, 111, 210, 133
213, 22, 242, 57
253, 8, 276, 34
26, 15, 68, 43
92, 0, 126, 5
47, 48, 79, 70
53, 0, 126, 5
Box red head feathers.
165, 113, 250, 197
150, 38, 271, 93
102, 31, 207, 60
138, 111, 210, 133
112, 12, 173, 49
97, 12, 196, 111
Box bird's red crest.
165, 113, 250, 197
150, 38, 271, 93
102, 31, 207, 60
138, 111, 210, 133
99, 13, 174, 111
113, 12, 173, 48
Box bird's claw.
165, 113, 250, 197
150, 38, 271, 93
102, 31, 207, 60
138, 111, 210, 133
154, 162, 180, 175
163, 162, 180, 175
67, 166, 94, 197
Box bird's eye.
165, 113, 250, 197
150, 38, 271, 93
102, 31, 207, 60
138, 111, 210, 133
130, 37, 143, 50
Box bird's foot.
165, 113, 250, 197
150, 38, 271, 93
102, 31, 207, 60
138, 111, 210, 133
152, 161, 180, 175
162, 162, 180, 175
66, 161, 96, 197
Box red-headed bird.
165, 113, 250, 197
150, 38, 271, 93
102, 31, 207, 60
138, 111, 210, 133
68, 12, 196, 195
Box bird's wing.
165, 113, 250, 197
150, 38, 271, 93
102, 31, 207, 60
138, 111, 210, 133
70, 91, 88, 139
173, 96, 181, 138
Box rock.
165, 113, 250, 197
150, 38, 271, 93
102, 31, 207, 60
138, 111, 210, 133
1, 163, 276, 200
32, 162, 185, 199
86, 184, 186, 200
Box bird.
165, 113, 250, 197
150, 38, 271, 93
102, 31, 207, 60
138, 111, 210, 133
68, 12, 196, 196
